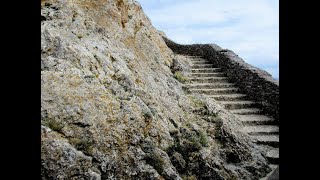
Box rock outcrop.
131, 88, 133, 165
41, 0, 274, 179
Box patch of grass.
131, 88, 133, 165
199, 131, 209, 147
69, 137, 94, 154
178, 128, 202, 153
47, 120, 64, 133
174, 71, 188, 83
189, 96, 206, 109
166, 126, 212, 177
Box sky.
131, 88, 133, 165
137, 0, 279, 79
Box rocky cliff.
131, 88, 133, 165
41, 0, 272, 179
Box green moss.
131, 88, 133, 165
174, 71, 188, 83
69, 137, 94, 154
47, 120, 64, 133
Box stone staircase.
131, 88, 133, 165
183, 56, 279, 173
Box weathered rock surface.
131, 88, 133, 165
41, 0, 272, 179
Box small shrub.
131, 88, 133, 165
174, 71, 188, 83
186, 139, 202, 152
181, 130, 202, 152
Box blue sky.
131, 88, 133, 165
137, 0, 279, 79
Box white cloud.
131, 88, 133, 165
138, 0, 279, 79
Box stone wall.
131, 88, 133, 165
163, 37, 279, 121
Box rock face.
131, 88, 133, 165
41, 0, 272, 179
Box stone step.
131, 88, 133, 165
208, 94, 247, 101
237, 115, 275, 125
191, 68, 222, 73
190, 88, 239, 95
186, 55, 203, 58
184, 83, 236, 89
266, 148, 279, 164
220, 101, 257, 110
190, 58, 208, 61
191, 61, 212, 65
243, 125, 279, 135
230, 108, 263, 115
190, 77, 229, 83
253, 135, 279, 147
189, 72, 226, 77
191, 64, 215, 68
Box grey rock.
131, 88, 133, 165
41, 0, 273, 179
